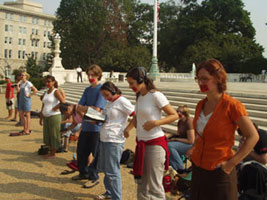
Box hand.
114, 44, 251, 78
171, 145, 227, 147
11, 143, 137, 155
216, 160, 235, 175
186, 148, 193, 160
124, 129, 130, 138
143, 120, 157, 131
39, 118, 43, 126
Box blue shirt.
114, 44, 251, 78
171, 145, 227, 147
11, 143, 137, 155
79, 84, 106, 132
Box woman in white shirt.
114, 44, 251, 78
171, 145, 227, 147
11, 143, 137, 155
96, 81, 135, 200
124, 67, 178, 200
40, 75, 65, 157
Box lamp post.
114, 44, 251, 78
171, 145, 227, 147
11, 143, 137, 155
148, 0, 160, 82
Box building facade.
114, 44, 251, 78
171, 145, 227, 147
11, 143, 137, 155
0, 0, 55, 77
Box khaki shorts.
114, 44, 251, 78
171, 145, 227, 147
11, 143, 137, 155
6, 98, 15, 110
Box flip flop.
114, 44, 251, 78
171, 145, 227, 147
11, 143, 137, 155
60, 169, 75, 175
9, 130, 24, 136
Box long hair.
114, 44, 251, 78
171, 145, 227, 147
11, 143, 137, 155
126, 67, 157, 99
59, 102, 71, 114
45, 75, 58, 88
100, 81, 122, 95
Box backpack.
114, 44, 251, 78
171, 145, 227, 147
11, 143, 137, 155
120, 149, 134, 165
238, 161, 267, 200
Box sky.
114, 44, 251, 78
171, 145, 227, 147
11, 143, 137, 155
1, 0, 267, 57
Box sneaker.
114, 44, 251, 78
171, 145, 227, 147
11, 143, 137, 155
83, 179, 99, 188
71, 174, 88, 181
95, 193, 112, 199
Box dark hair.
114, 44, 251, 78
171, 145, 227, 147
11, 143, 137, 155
126, 67, 157, 99
100, 81, 121, 95
45, 75, 58, 88
86, 64, 102, 81
59, 102, 72, 113
196, 59, 227, 93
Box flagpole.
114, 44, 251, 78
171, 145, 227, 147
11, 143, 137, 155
149, 0, 160, 81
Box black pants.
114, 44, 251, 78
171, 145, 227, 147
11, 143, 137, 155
77, 72, 82, 82
77, 131, 99, 178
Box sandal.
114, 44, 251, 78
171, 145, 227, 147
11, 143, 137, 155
9, 130, 25, 136
95, 194, 112, 200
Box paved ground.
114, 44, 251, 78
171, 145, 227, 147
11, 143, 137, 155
0, 94, 141, 200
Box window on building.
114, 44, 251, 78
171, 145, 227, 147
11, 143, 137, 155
35, 52, 38, 59
5, 24, 8, 32
24, 16, 27, 22
19, 26, 22, 33
5, 37, 8, 44
44, 20, 47, 26
5, 13, 8, 19
31, 40, 34, 47
43, 42, 46, 48
9, 25, 13, 32
9, 50, 12, 58
23, 27, 27, 34
22, 51, 26, 59
35, 40, 39, 47
36, 17, 39, 24
43, 53, 46, 60
48, 31, 50, 37
31, 51, 34, 58
10, 14, 13, 20
35, 29, 38, 35
18, 38, 22, 45
32, 17, 35, 24
23, 39, 26, 45
32, 28, 35, 34
44, 30, 46, 37
19, 15, 23, 22
4, 49, 8, 58
9, 37, 12, 44
18, 50, 21, 59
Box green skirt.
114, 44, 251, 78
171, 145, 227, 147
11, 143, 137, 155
43, 114, 61, 150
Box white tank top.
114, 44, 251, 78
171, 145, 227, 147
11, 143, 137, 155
42, 88, 61, 117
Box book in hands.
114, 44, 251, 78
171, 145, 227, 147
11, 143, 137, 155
84, 107, 106, 123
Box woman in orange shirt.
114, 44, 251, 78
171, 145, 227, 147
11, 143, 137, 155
188, 59, 259, 200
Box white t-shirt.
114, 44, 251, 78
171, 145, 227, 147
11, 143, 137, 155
42, 88, 61, 117
76, 67, 82, 73
100, 96, 135, 143
136, 91, 169, 141
20, 81, 33, 97
196, 111, 212, 137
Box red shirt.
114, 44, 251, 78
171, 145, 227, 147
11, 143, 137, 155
5, 82, 14, 99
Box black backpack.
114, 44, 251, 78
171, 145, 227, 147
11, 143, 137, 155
238, 161, 267, 200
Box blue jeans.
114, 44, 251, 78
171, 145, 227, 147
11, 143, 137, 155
98, 142, 124, 200
168, 141, 192, 170
61, 123, 81, 137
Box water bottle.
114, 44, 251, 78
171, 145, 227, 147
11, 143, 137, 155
73, 153, 76, 160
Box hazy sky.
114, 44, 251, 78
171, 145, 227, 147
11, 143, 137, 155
1, 0, 266, 57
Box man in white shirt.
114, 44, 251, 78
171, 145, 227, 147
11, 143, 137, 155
76, 65, 83, 82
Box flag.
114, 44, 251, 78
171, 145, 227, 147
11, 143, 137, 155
157, 1, 160, 23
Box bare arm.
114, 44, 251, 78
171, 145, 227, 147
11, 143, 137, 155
124, 115, 136, 138
220, 116, 259, 174
61, 115, 73, 124
54, 90, 65, 103
171, 129, 195, 144
143, 104, 178, 131
30, 86, 38, 96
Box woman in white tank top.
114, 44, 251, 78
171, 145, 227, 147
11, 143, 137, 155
40, 75, 65, 158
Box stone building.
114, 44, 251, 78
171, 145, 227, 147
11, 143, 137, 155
0, 0, 55, 77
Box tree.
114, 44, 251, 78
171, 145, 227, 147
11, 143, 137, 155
157, 0, 266, 73
25, 56, 42, 78
53, 0, 151, 72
